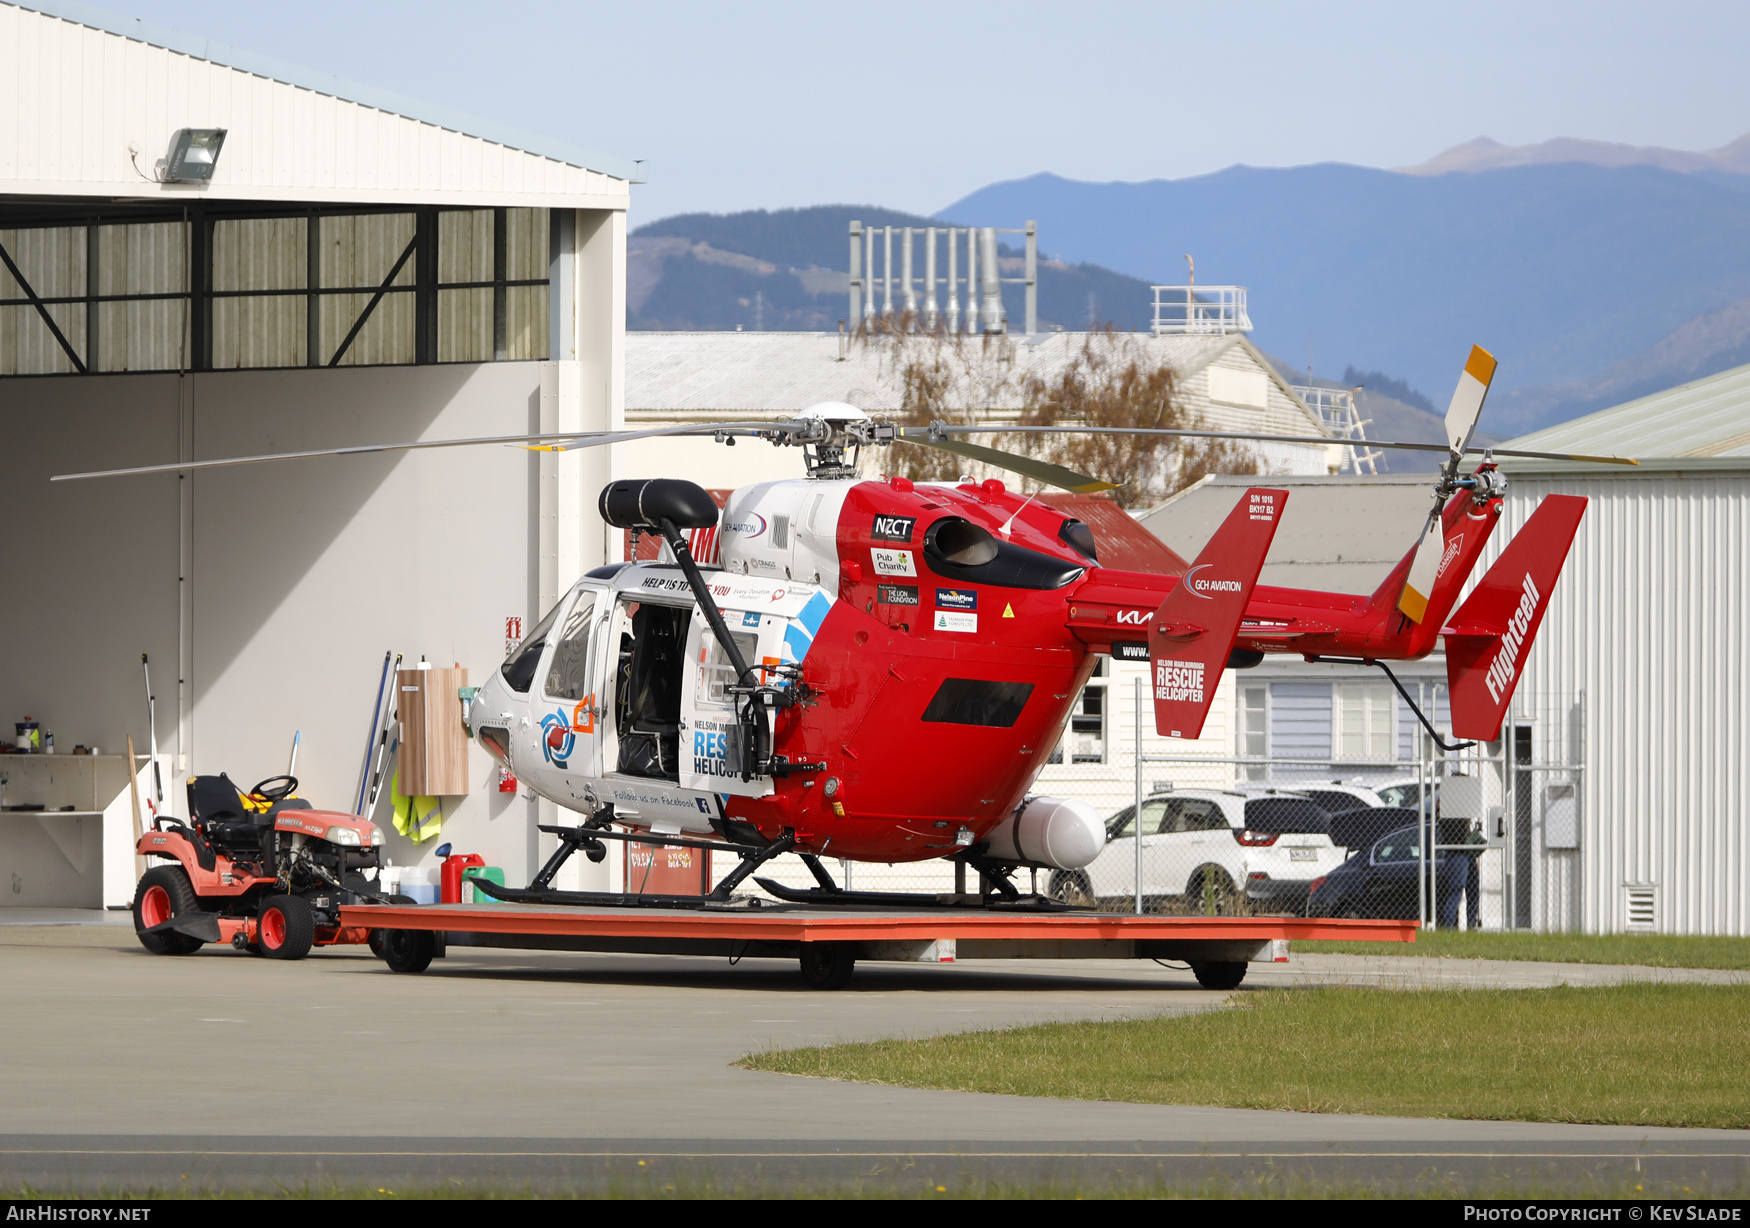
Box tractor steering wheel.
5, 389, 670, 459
250, 775, 299, 804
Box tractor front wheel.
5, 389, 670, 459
257, 895, 315, 960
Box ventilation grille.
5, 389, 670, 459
1626, 886, 1657, 931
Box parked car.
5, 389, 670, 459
1373, 777, 1437, 816
1306, 823, 1470, 920
1326, 806, 1423, 854
1050, 789, 1348, 914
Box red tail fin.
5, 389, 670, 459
1149, 488, 1287, 739
1444, 495, 1587, 740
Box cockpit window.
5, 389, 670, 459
544, 596, 597, 701
501, 599, 565, 694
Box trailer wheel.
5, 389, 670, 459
258, 895, 315, 960
379, 928, 435, 975
1190, 960, 1247, 990
799, 942, 855, 990
367, 894, 417, 959
1047, 870, 1094, 907
132, 865, 204, 955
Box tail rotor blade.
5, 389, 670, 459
1444, 345, 1498, 460
1398, 514, 1445, 624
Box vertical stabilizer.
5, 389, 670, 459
1443, 495, 1587, 740
1148, 488, 1287, 739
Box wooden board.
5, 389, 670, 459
396, 667, 469, 796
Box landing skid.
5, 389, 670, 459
752, 876, 1082, 912
466, 876, 774, 912
473, 816, 1084, 914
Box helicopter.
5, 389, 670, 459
56, 346, 1630, 905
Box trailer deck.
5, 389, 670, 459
342, 901, 1417, 988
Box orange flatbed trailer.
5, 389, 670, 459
341, 901, 1416, 988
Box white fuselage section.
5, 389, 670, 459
465, 551, 837, 838
714, 479, 853, 590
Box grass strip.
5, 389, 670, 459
742, 983, 1750, 1129
1297, 929, 1750, 970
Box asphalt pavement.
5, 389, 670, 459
1, 921, 1744, 1195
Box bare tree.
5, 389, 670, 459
886, 327, 1259, 508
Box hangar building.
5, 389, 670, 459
0, 0, 636, 903
1493, 363, 1750, 936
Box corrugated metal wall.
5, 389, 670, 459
97, 220, 185, 371
1488, 466, 1750, 934
1270, 681, 1333, 759
0, 4, 628, 207
321, 212, 415, 367
0, 224, 84, 375
212, 216, 304, 369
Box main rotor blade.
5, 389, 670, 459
921, 425, 1638, 467
49, 421, 805, 482
897, 433, 1118, 493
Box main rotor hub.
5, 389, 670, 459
778, 401, 895, 480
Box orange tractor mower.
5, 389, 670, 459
131, 773, 407, 960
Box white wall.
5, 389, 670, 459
0, 361, 589, 886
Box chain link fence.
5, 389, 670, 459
747, 672, 1581, 927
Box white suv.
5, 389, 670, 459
1051, 789, 1349, 914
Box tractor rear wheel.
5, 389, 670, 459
258, 894, 315, 960
133, 865, 204, 955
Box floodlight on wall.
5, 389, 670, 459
164, 128, 227, 182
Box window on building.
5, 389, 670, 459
1048, 658, 1107, 764
1240, 684, 1268, 780
0, 205, 550, 378
1335, 683, 1396, 760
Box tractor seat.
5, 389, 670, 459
186, 774, 312, 846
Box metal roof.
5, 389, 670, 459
9, 0, 642, 182
1137, 472, 1429, 595
627, 330, 1325, 429
1504, 360, 1750, 460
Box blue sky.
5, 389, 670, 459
92, 0, 1750, 225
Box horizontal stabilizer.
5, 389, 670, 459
1148, 488, 1287, 739
1444, 495, 1587, 741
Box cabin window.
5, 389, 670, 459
921, 678, 1033, 728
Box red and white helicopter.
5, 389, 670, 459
60, 346, 1630, 906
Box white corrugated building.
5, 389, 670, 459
1493, 363, 1750, 935
0, 0, 636, 900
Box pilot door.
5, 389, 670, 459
529, 587, 605, 782
679, 606, 781, 798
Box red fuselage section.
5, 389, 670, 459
723, 476, 1503, 861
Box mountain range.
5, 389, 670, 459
634, 134, 1750, 438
